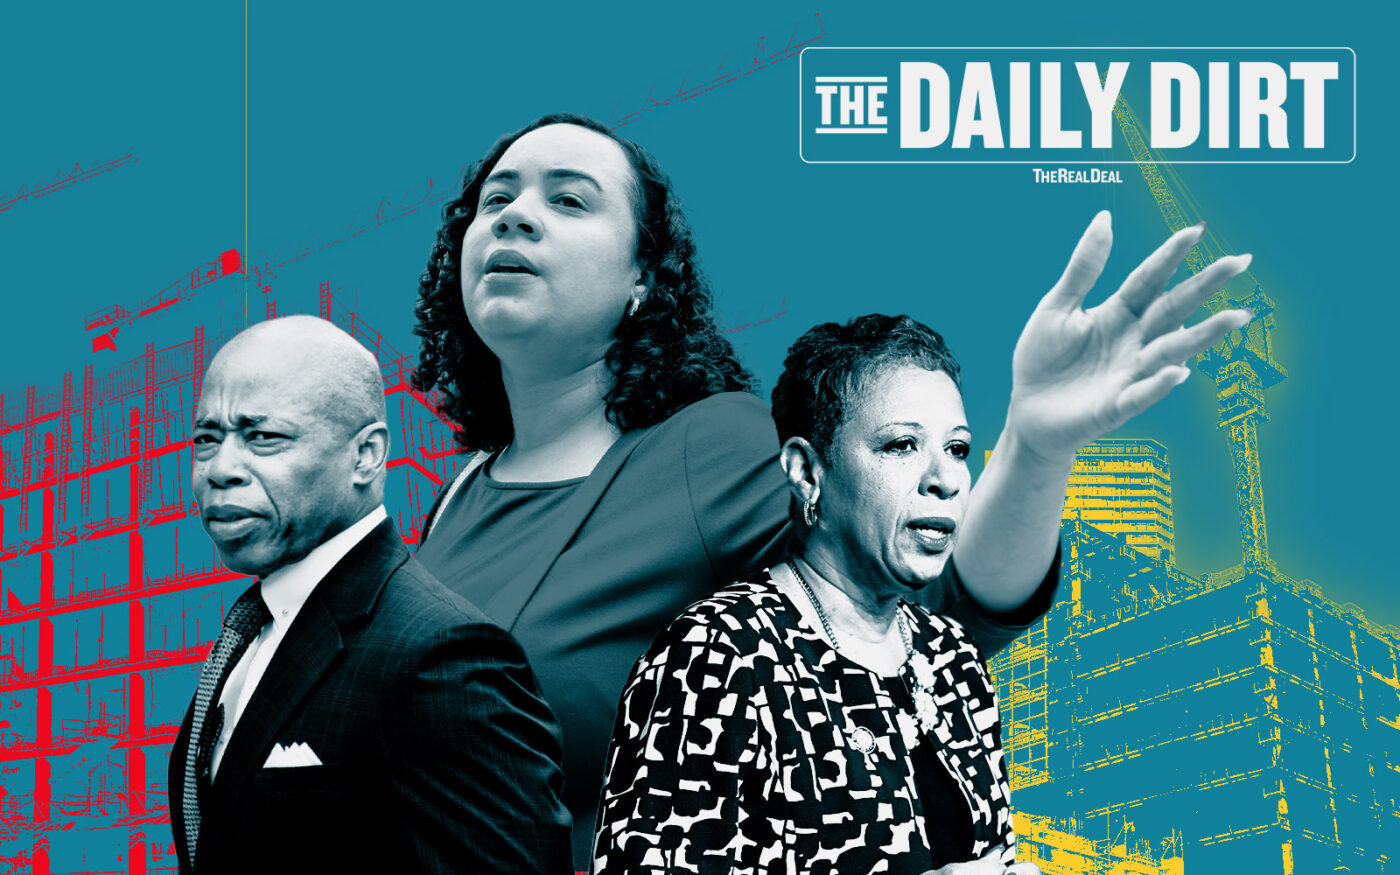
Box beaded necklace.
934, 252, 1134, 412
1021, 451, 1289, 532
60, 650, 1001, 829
785, 558, 940, 745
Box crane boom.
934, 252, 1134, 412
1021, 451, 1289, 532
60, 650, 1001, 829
1112, 93, 1285, 575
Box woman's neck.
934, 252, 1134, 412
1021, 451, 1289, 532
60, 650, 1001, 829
789, 548, 904, 646
493, 359, 620, 481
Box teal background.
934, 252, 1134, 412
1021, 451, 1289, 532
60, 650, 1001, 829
0, 1, 1393, 621
3, 3, 1397, 870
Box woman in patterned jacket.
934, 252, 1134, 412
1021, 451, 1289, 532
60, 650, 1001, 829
594, 217, 1255, 874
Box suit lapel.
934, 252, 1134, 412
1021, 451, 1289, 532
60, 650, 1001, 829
208, 593, 342, 812
208, 518, 408, 808
170, 698, 195, 870
482, 427, 650, 631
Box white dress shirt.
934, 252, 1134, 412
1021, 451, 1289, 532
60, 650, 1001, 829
210, 505, 388, 778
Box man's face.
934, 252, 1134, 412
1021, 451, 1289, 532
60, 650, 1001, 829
191, 355, 360, 578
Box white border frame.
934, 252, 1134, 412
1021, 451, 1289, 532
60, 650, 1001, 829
797, 46, 1357, 165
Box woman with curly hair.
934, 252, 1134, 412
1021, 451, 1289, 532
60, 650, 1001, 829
413, 114, 786, 865
411, 115, 1198, 867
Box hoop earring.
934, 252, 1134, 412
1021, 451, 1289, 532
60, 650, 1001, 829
802, 498, 819, 528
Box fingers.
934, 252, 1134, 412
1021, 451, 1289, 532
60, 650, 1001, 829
1102, 222, 1206, 320
1040, 210, 1113, 313
1115, 308, 1251, 424
1137, 308, 1252, 376
924, 848, 1006, 874
925, 852, 1038, 875
1139, 253, 1253, 341
1116, 365, 1192, 422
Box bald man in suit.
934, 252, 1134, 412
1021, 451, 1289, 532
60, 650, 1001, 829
169, 316, 571, 874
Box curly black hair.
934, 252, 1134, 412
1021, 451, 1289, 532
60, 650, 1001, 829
412, 113, 755, 451
771, 314, 962, 462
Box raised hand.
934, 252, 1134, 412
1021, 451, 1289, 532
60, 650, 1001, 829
1005, 210, 1252, 464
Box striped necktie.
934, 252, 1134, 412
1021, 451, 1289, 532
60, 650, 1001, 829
182, 582, 271, 867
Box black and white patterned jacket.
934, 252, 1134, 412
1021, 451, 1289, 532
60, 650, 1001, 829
594, 568, 1014, 874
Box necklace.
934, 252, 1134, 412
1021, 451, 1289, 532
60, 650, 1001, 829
786, 558, 912, 658
785, 558, 940, 743
787, 559, 848, 651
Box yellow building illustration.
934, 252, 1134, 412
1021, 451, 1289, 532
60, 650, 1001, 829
988, 88, 1400, 874
1014, 811, 1184, 875
992, 494, 1400, 873
1063, 440, 1174, 567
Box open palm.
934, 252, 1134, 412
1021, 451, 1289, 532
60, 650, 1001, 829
1007, 211, 1253, 463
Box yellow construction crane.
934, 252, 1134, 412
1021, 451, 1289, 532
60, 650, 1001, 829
1111, 97, 1286, 575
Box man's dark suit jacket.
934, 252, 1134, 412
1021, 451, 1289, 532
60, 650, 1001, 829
168, 517, 572, 874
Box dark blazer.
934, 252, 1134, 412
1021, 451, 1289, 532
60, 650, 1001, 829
169, 517, 572, 875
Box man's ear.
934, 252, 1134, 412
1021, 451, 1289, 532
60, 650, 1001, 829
350, 421, 390, 487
